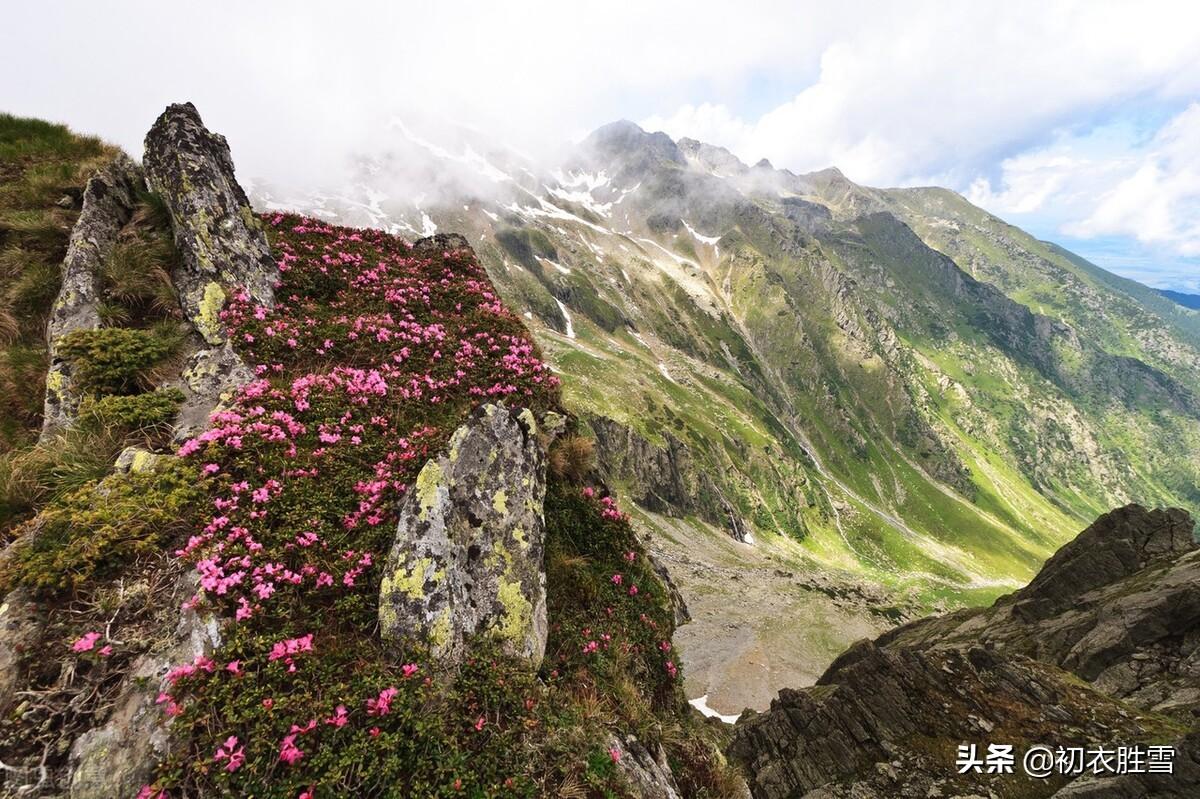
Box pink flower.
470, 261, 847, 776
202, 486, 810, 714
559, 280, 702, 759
369, 726, 381, 738
473, 716, 486, 732
401, 663, 419, 679
628, 585, 638, 596
214, 736, 244, 772
367, 686, 398, 716
326, 704, 349, 728
610, 573, 623, 585
278, 733, 304, 765
72, 631, 102, 652
609, 747, 622, 763
226, 660, 243, 675
262, 697, 274, 710
98, 645, 113, 657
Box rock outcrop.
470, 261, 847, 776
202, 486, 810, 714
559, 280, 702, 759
141, 103, 277, 440
608, 733, 684, 799
29, 103, 277, 797
143, 102, 277, 345
885, 504, 1200, 718
729, 504, 1200, 798
379, 403, 549, 665
40, 154, 144, 437
588, 414, 751, 542
67, 573, 220, 799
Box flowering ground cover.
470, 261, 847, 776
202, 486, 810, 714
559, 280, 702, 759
137, 215, 734, 797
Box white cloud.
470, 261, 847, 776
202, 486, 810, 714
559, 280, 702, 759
643, 2, 1200, 188
964, 104, 1200, 262
1067, 105, 1200, 256
4, 0, 1200, 280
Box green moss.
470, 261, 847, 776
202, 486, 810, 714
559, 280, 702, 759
0, 459, 204, 594
415, 460, 444, 520
76, 387, 184, 434
195, 280, 226, 343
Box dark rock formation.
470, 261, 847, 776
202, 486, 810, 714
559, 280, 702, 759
41, 154, 144, 437
142, 103, 278, 440
588, 414, 751, 542
143, 102, 277, 345
379, 403, 549, 665
1010, 504, 1195, 618
729, 504, 1200, 798
886, 504, 1200, 719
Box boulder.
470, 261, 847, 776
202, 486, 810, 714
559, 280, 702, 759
41, 154, 144, 437
379, 403, 548, 664
607, 734, 683, 799
143, 102, 277, 345
167, 341, 255, 442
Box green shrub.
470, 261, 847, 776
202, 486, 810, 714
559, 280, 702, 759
0, 459, 204, 593
57, 324, 182, 395
77, 387, 184, 436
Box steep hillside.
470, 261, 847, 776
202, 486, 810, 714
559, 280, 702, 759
254, 120, 1200, 712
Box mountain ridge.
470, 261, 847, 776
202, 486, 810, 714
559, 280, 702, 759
248, 118, 1200, 710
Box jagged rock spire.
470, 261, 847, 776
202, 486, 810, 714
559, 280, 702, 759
143, 102, 277, 344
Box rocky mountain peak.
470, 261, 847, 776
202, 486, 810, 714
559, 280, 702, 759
1010, 503, 1196, 619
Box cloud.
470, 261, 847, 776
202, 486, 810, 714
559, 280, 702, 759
4, 0, 1200, 283
1066, 104, 1200, 256
963, 104, 1200, 265
643, 2, 1200, 188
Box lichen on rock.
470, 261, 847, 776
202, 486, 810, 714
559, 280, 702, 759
379, 402, 549, 665
143, 102, 277, 345
41, 153, 144, 438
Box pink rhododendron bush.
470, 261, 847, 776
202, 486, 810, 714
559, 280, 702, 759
134, 216, 734, 797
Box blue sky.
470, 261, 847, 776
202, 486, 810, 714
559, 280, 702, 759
4, 1, 1199, 291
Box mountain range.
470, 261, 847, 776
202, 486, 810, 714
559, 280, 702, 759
251, 118, 1200, 712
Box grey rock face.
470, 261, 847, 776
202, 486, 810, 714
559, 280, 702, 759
411, 232, 471, 258
143, 102, 277, 345
379, 403, 548, 665
1049, 732, 1200, 798
167, 342, 255, 442
887, 504, 1200, 718
68, 571, 220, 799
0, 588, 45, 713
1011, 504, 1195, 618
607, 734, 684, 799
41, 154, 144, 437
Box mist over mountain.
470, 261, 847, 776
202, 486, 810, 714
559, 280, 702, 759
248, 118, 1200, 710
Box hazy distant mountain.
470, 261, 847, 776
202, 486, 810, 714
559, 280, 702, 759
1160, 288, 1200, 309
